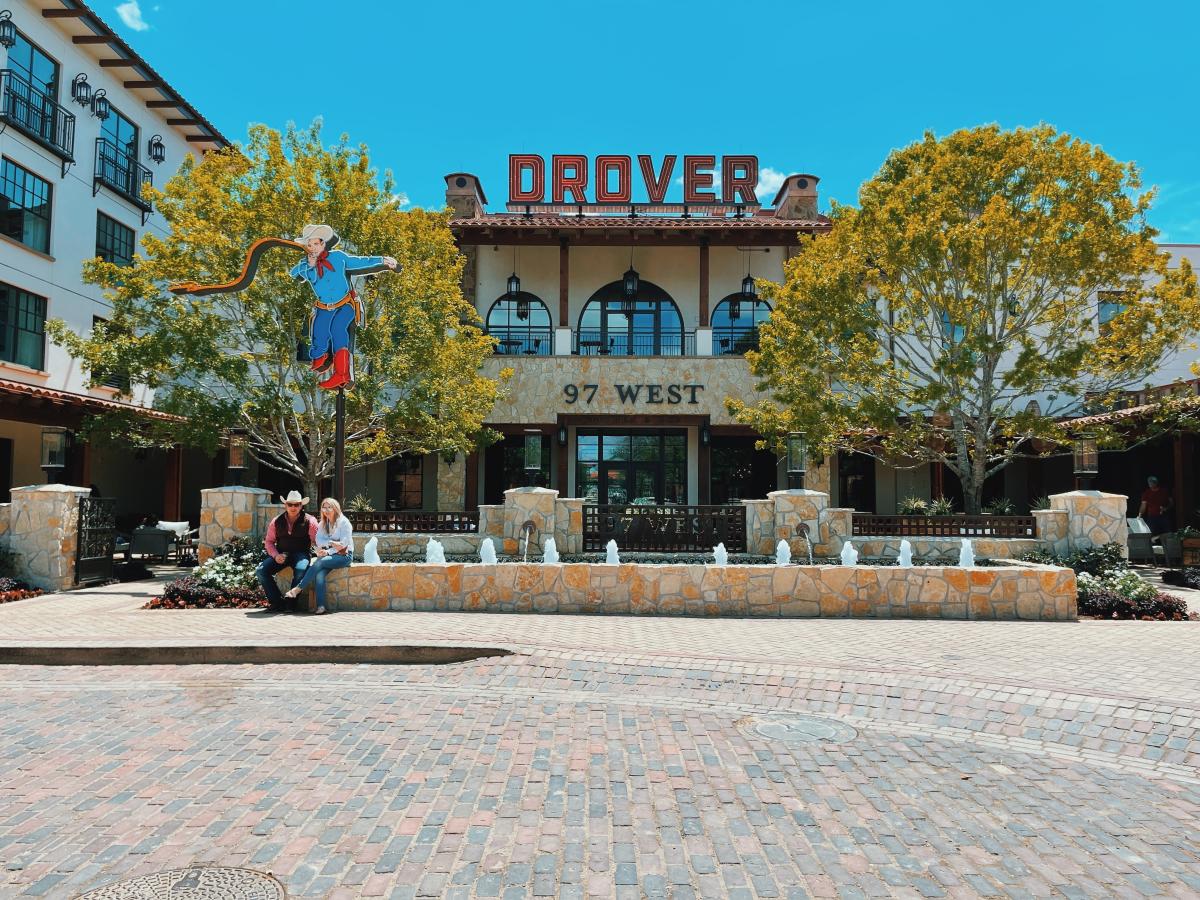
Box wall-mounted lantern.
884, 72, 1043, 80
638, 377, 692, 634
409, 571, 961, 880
523, 428, 542, 487
226, 428, 247, 486
557, 424, 568, 447
1072, 432, 1099, 490
148, 134, 166, 164
0, 11, 16, 50
40, 427, 69, 481
71, 73, 93, 106
91, 88, 110, 121
700, 423, 710, 447
786, 431, 807, 490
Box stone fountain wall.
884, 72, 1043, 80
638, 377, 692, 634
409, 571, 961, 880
314, 559, 1076, 621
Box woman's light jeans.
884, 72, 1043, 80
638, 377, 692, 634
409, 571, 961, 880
294, 552, 351, 610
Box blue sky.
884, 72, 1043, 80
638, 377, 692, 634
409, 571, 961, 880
111, 0, 1200, 241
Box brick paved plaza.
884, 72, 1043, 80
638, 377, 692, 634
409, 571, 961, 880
1, 578, 1199, 898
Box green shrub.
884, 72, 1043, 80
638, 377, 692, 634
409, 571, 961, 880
929, 496, 956, 516
191, 536, 262, 592
347, 493, 375, 513
898, 497, 929, 515
983, 497, 1016, 515
1029, 495, 1051, 512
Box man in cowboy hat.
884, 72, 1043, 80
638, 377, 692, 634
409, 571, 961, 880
255, 490, 319, 612
291, 224, 398, 391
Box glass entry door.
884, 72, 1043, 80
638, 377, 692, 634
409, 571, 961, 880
577, 430, 687, 504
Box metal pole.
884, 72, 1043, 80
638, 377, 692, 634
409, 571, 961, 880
334, 387, 346, 501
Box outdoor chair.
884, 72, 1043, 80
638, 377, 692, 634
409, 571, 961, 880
1127, 532, 1154, 564
1157, 535, 1183, 568
128, 527, 177, 563
156, 520, 198, 559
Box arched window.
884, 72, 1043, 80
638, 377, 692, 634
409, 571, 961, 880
576, 280, 687, 356
486, 292, 552, 355
711, 293, 771, 355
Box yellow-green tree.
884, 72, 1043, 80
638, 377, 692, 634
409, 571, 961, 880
50, 123, 504, 501
731, 125, 1199, 513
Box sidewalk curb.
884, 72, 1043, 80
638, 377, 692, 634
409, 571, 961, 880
0, 645, 514, 666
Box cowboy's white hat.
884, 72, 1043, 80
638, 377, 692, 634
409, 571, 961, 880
279, 490, 310, 505
296, 224, 335, 245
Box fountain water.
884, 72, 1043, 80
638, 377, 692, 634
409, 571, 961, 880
795, 523, 814, 565
425, 537, 446, 564
520, 520, 535, 563
839, 542, 859, 566
605, 540, 620, 565
958, 538, 975, 568
775, 539, 791, 566
543, 537, 559, 564
479, 537, 497, 565
713, 543, 728, 566
898, 539, 913, 568
362, 535, 381, 565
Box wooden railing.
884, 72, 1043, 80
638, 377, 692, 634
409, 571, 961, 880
852, 514, 1037, 538
583, 504, 746, 552
346, 510, 479, 533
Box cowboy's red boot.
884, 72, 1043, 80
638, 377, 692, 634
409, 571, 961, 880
319, 348, 352, 391
310, 353, 329, 372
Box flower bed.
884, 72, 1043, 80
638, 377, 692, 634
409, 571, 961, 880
0, 576, 43, 604
1025, 543, 1196, 620
144, 536, 267, 610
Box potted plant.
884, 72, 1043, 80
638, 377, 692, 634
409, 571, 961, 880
928, 496, 955, 516
1178, 526, 1200, 567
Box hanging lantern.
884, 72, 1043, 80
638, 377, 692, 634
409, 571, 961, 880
71, 73, 93, 106
507, 272, 520, 297
741, 273, 757, 299
91, 89, 110, 121
515, 293, 530, 322
622, 266, 639, 299
729, 297, 742, 322
148, 134, 166, 164
0, 11, 15, 50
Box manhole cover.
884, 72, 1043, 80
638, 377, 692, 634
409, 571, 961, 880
76, 866, 286, 899
743, 714, 858, 744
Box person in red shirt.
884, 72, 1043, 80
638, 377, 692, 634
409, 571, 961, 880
1138, 476, 1173, 536
255, 490, 319, 612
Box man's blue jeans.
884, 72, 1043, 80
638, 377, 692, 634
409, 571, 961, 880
293, 552, 351, 610
256, 551, 310, 609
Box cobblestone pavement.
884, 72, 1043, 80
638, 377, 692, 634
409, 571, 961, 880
1, 582, 1199, 897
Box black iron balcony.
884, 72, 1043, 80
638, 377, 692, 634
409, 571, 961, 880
574, 328, 696, 356
94, 138, 152, 218
712, 325, 762, 355
0, 70, 75, 171
488, 326, 552, 355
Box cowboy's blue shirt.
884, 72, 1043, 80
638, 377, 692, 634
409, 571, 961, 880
290, 250, 388, 305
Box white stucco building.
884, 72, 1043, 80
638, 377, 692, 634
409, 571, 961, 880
0, 0, 228, 521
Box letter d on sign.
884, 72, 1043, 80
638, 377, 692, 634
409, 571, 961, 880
509, 155, 545, 202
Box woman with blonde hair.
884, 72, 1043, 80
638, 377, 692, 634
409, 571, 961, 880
284, 497, 353, 614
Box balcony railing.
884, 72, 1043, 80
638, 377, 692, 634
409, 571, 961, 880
574, 329, 696, 356
488, 326, 552, 355
712, 325, 762, 355
0, 70, 75, 167
94, 138, 152, 214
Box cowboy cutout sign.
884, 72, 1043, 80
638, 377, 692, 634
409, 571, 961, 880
170, 225, 398, 391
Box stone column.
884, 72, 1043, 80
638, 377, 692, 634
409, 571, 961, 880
1033, 508, 1070, 557
1050, 490, 1129, 557
7, 484, 90, 592
198, 486, 273, 562
769, 489, 828, 559
503, 487, 558, 556
741, 499, 775, 556
805, 458, 832, 496
816, 508, 852, 558
437, 455, 466, 510
478, 505, 505, 540
554, 497, 585, 555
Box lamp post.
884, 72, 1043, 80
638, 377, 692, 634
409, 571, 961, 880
226, 429, 247, 487
786, 431, 807, 490
40, 427, 68, 484
524, 429, 543, 487
1073, 433, 1099, 490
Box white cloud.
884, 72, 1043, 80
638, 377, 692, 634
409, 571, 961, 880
115, 0, 150, 31
756, 167, 787, 202
390, 192, 410, 208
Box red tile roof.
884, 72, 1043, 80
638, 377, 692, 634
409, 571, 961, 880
0, 378, 182, 421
